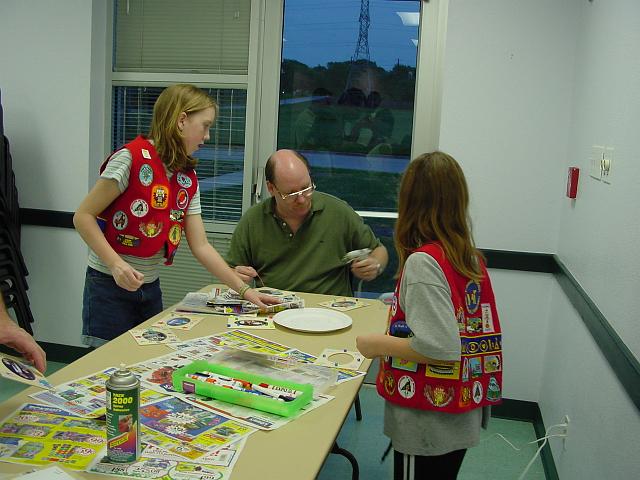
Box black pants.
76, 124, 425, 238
394, 449, 467, 480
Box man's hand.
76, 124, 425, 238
234, 266, 258, 284
109, 260, 144, 291
351, 256, 381, 282
1, 322, 47, 373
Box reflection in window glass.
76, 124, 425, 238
277, 0, 419, 212
111, 86, 246, 223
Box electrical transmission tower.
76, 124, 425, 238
345, 0, 372, 94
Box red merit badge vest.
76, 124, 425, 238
97, 136, 198, 265
376, 242, 503, 413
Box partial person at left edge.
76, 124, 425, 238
0, 294, 46, 373
73, 84, 278, 348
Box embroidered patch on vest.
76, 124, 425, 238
168, 224, 182, 246
139, 164, 153, 186
424, 361, 460, 379
481, 304, 495, 332
176, 172, 193, 188
424, 384, 454, 408
176, 189, 189, 210
389, 320, 412, 337
486, 377, 501, 402
391, 357, 418, 372
484, 355, 501, 373
472, 381, 483, 404
141, 148, 152, 160
382, 370, 396, 396
112, 211, 128, 230
459, 385, 472, 407
130, 199, 149, 217
465, 280, 481, 314
469, 357, 482, 378
461, 357, 470, 382
116, 234, 140, 248
170, 209, 185, 222
397, 376, 416, 399
139, 221, 163, 238
466, 317, 482, 333
456, 306, 466, 333
151, 185, 169, 209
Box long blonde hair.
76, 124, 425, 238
395, 151, 484, 282
149, 84, 218, 171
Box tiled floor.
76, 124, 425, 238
0, 364, 546, 479
318, 384, 547, 480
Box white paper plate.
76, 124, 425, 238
272, 308, 353, 333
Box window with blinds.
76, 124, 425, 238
114, 0, 250, 74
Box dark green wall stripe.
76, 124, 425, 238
20, 208, 74, 228
554, 256, 640, 411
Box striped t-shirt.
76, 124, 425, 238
87, 147, 201, 283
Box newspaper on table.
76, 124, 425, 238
0, 403, 105, 471
175, 288, 304, 315
88, 438, 246, 479
138, 396, 254, 462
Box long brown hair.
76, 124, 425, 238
149, 84, 218, 171
395, 151, 484, 282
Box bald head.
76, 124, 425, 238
265, 150, 310, 185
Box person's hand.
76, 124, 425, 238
109, 260, 144, 291
1, 322, 47, 373
351, 256, 381, 282
356, 333, 383, 359
234, 266, 258, 284
242, 289, 279, 309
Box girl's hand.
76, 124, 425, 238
110, 260, 144, 291
356, 333, 384, 359
242, 289, 279, 309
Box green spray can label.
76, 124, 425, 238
106, 364, 140, 463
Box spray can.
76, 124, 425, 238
106, 364, 140, 463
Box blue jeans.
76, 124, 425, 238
81, 267, 163, 347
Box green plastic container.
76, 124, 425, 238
172, 360, 313, 417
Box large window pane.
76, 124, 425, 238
277, 0, 420, 212
111, 86, 246, 223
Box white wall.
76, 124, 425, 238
0, 0, 108, 346
440, 0, 578, 254
559, 0, 640, 359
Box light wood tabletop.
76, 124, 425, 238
0, 288, 388, 479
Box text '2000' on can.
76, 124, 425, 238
106, 364, 140, 463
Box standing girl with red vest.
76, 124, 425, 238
357, 152, 502, 479
74, 84, 277, 347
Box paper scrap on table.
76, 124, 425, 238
11, 465, 79, 479
0, 353, 53, 390
152, 312, 204, 331
318, 297, 369, 312
130, 327, 180, 345
227, 315, 275, 330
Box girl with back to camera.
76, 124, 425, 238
74, 84, 276, 348
357, 152, 502, 479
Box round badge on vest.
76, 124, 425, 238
176, 189, 189, 210
112, 211, 128, 230
130, 199, 149, 217
139, 163, 153, 186
176, 172, 193, 188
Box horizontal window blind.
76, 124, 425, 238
114, 0, 251, 74
111, 86, 246, 223
159, 232, 232, 308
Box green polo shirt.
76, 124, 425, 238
226, 192, 381, 296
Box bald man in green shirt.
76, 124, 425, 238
226, 149, 388, 297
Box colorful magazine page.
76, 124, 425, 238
0, 403, 105, 471
0, 354, 53, 390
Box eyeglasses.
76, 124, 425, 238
274, 183, 316, 201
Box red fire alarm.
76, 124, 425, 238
567, 167, 579, 199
